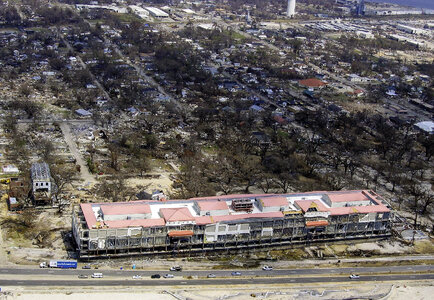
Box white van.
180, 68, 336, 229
91, 272, 103, 278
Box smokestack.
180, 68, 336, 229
287, 0, 296, 17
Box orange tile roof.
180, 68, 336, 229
295, 200, 328, 212
195, 216, 213, 225
257, 196, 288, 207
212, 211, 284, 222
299, 78, 327, 88
101, 203, 151, 215
306, 220, 329, 227
160, 207, 195, 222
104, 218, 165, 228
328, 192, 368, 203
168, 230, 194, 237
196, 200, 229, 211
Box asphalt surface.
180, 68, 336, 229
0, 264, 432, 277
0, 274, 432, 286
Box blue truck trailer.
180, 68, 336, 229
40, 260, 77, 269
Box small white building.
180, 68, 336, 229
414, 121, 434, 134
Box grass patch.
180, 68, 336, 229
149, 158, 174, 172
110, 12, 144, 24
414, 240, 434, 254
202, 145, 218, 155
268, 249, 306, 260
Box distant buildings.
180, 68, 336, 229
73, 190, 392, 258
356, 0, 365, 16
287, 0, 296, 17
414, 121, 434, 134
299, 78, 327, 89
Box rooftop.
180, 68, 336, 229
327, 191, 370, 203
79, 190, 390, 230
196, 200, 229, 211
299, 78, 327, 88
160, 207, 195, 222
101, 203, 151, 216
257, 196, 288, 207
30, 162, 51, 181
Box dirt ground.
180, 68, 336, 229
6, 282, 434, 300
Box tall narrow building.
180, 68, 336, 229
287, 0, 296, 17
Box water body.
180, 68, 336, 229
368, 0, 434, 10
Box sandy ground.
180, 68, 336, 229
386, 284, 434, 300
126, 175, 173, 195
14, 292, 175, 300
5, 282, 433, 300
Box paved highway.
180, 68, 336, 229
0, 274, 432, 287
0, 264, 432, 277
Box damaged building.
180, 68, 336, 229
30, 162, 54, 205
72, 190, 392, 259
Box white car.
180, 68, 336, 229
349, 274, 360, 279
91, 273, 103, 278
132, 275, 142, 279
163, 274, 174, 278
262, 266, 273, 271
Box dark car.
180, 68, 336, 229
82, 265, 91, 269
151, 274, 161, 279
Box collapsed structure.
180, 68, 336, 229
72, 190, 392, 258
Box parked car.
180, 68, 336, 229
151, 274, 161, 279
349, 274, 360, 279
82, 265, 91, 269
207, 274, 216, 278
170, 266, 182, 271
78, 274, 88, 279
262, 265, 273, 271
231, 271, 241, 276
163, 273, 174, 278
132, 275, 142, 279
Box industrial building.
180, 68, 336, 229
72, 190, 392, 259
145, 7, 169, 19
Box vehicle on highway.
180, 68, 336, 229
78, 274, 88, 279
91, 272, 103, 278
163, 273, 174, 278
132, 275, 142, 279
262, 265, 273, 271
169, 266, 182, 271
40, 260, 77, 269
231, 271, 241, 276
82, 265, 91, 269
349, 274, 360, 279
151, 274, 161, 279
207, 274, 216, 278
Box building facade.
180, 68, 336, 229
30, 162, 52, 194
72, 190, 392, 259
